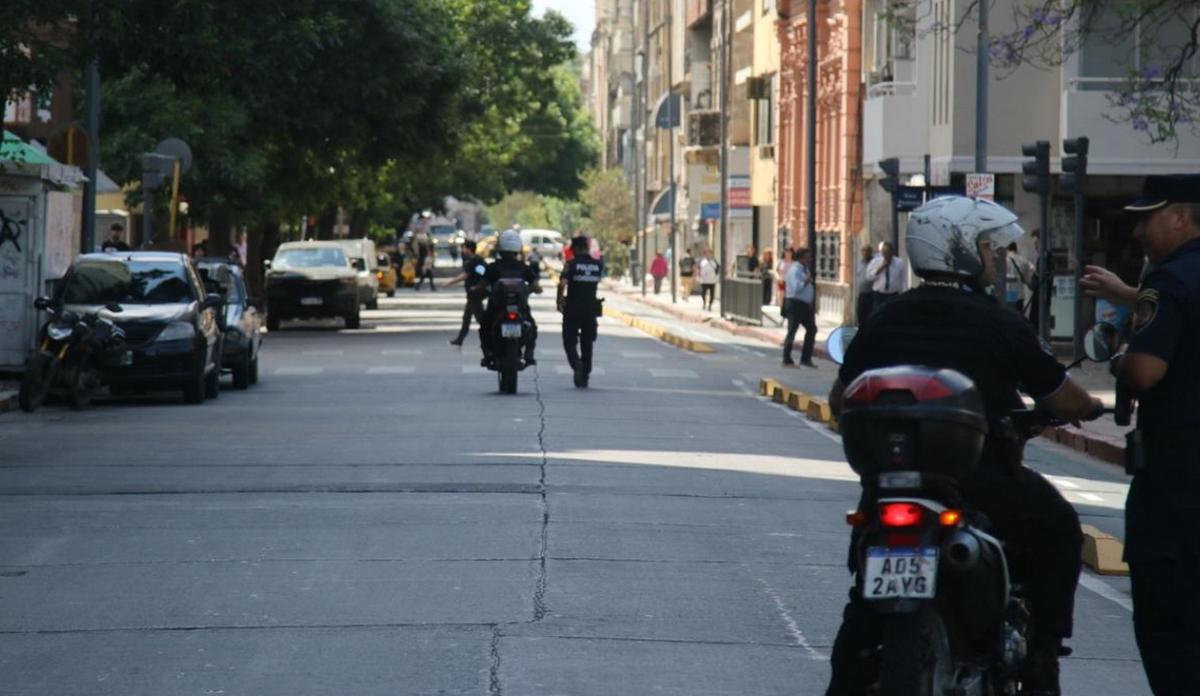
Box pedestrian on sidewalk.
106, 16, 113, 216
775, 248, 793, 308
866, 241, 907, 313
1108, 174, 1200, 695
781, 248, 816, 368
650, 252, 668, 295
679, 248, 696, 299
854, 243, 875, 325
761, 249, 775, 306
443, 240, 486, 346
558, 235, 604, 388
697, 248, 719, 310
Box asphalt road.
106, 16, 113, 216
0, 287, 1150, 695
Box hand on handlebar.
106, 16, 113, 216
1076, 398, 1108, 427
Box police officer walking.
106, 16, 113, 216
558, 235, 603, 388
1112, 175, 1200, 695
443, 239, 486, 347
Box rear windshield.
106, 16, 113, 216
273, 247, 347, 269
62, 260, 195, 305
431, 225, 456, 240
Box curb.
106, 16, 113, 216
0, 390, 17, 415
603, 306, 715, 353
758, 377, 1126, 575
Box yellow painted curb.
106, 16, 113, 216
759, 377, 838, 431
604, 307, 715, 354
1080, 524, 1129, 576
806, 399, 833, 424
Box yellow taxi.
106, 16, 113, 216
376, 253, 399, 297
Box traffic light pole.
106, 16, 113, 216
1062, 136, 1090, 360
1022, 140, 1052, 341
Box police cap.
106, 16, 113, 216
1124, 174, 1200, 213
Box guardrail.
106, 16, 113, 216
722, 277, 764, 325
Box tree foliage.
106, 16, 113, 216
579, 168, 634, 275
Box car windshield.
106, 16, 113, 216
274, 247, 347, 269
431, 225, 456, 240
61, 260, 195, 305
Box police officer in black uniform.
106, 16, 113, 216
558, 235, 603, 388
479, 230, 541, 367
444, 240, 486, 347
1112, 175, 1200, 695
825, 196, 1102, 696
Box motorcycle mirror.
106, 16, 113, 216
825, 326, 858, 365
33, 296, 51, 311
1084, 321, 1120, 363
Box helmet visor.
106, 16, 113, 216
981, 221, 1024, 250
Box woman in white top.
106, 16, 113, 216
697, 248, 720, 311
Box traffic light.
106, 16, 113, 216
1060, 137, 1089, 195
1021, 141, 1051, 195
879, 158, 900, 194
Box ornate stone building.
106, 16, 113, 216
776, 0, 863, 321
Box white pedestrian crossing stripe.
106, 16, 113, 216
366, 366, 416, 375
649, 368, 699, 379
275, 367, 324, 375
555, 365, 607, 376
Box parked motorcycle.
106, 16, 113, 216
488, 278, 532, 394
824, 324, 1114, 695
19, 297, 128, 412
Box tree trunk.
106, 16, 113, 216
246, 218, 280, 298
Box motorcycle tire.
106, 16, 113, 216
232, 350, 251, 390
66, 368, 100, 410
18, 352, 58, 413
879, 605, 958, 696
499, 368, 517, 394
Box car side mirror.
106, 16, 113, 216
33, 296, 51, 311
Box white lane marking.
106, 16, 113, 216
274, 367, 324, 376
303, 350, 344, 356
649, 368, 699, 379
554, 366, 607, 376
1078, 493, 1105, 503
366, 366, 416, 375
732, 379, 842, 445
1051, 478, 1080, 489
620, 350, 665, 360
382, 349, 424, 356
757, 578, 827, 659
1078, 572, 1133, 612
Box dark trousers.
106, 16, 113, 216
783, 299, 816, 364
1131, 559, 1200, 694
562, 311, 598, 375
827, 464, 1082, 694
653, 276, 664, 294
855, 291, 874, 326
416, 269, 435, 290
454, 298, 484, 344
701, 283, 716, 309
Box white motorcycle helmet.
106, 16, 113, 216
498, 229, 523, 254
906, 196, 1025, 282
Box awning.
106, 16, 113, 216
1, 130, 58, 165
649, 185, 676, 222
653, 92, 681, 129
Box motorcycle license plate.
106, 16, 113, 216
863, 547, 937, 600
301, 297, 323, 306
501, 323, 522, 338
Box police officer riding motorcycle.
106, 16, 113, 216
825, 196, 1104, 696
480, 230, 541, 370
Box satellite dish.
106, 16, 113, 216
155, 137, 193, 175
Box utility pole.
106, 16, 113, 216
81, 58, 100, 253
805, 0, 818, 259
1061, 137, 1090, 360
1021, 140, 1052, 341
667, 7, 677, 304
630, 72, 641, 290
718, 0, 731, 310
640, 0, 650, 298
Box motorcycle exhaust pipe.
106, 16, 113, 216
943, 530, 981, 571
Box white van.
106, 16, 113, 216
335, 238, 380, 309
520, 229, 564, 260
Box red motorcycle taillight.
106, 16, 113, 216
505, 312, 520, 321
879, 503, 923, 527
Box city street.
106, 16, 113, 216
0, 291, 1150, 695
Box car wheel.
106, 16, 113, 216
182, 366, 205, 404
267, 313, 281, 332
204, 363, 220, 399
232, 350, 251, 390
345, 311, 361, 330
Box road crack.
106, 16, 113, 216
532, 365, 549, 622
489, 624, 503, 696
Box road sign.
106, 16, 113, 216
896, 186, 925, 211
966, 173, 995, 200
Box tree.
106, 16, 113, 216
579, 168, 633, 275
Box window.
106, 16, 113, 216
1079, 7, 1200, 85
755, 75, 775, 146
62, 260, 196, 305
815, 231, 841, 282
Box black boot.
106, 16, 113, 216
1021, 639, 1066, 696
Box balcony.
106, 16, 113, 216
862, 81, 925, 166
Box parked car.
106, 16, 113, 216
197, 258, 263, 389
335, 238, 379, 309
520, 228, 564, 260
376, 253, 398, 297
56, 252, 224, 404
265, 242, 360, 330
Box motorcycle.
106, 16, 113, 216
488, 278, 532, 394
824, 323, 1114, 695
19, 296, 128, 412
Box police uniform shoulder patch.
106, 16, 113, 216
1133, 287, 1160, 335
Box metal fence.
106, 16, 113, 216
722, 277, 763, 325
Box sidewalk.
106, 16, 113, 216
605, 276, 1130, 467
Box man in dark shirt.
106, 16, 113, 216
557, 235, 603, 388
480, 231, 541, 366
1111, 175, 1200, 694
825, 196, 1101, 696
100, 223, 130, 252
444, 240, 486, 347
